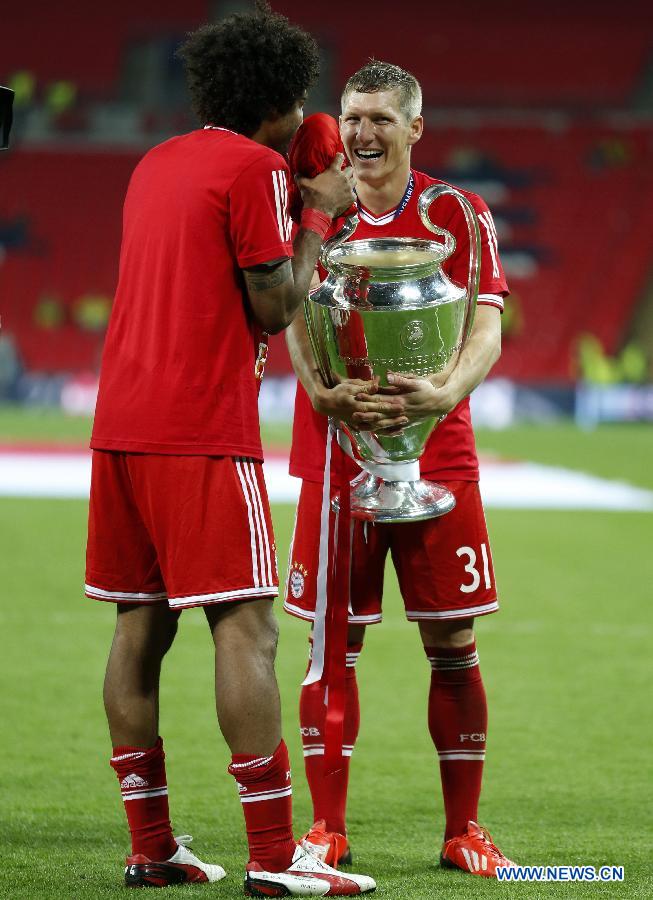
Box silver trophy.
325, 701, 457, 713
305, 184, 481, 523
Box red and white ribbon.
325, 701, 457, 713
301, 423, 354, 776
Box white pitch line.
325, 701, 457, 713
0, 452, 652, 511
478, 461, 653, 511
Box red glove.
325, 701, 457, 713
287, 113, 355, 223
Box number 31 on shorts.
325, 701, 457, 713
456, 544, 492, 593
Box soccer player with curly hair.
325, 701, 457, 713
85, 3, 375, 894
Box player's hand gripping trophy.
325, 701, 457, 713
305, 184, 481, 522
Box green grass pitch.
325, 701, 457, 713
1, 417, 652, 897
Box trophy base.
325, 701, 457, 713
331, 472, 456, 523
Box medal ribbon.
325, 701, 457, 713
302, 426, 334, 687
355, 171, 414, 221
323, 447, 352, 775
300, 425, 353, 776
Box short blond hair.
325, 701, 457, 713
341, 60, 422, 122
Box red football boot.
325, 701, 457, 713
440, 820, 515, 878
301, 820, 352, 867
245, 844, 374, 896
124, 835, 226, 887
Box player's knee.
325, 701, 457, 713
139, 611, 178, 663
347, 623, 366, 644
103, 689, 131, 729
259, 614, 280, 665
242, 603, 279, 667
418, 617, 474, 648
114, 604, 179, 661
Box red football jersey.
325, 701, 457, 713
91, 128, 293, 458
289, 169, 508, 483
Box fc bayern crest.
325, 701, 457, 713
400, 319, 430, 351
289, 562, 308, 599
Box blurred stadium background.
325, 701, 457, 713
2, 0, 653, 426
1, 2, 652, 898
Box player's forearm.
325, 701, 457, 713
244, 229, 324, 334
289, 226, 324, 313
274, 220, 341, 329
286, 313, 328, 407
246, 158, 355, 334
435, 307, 501, 406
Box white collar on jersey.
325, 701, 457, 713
358, 205, 397, 227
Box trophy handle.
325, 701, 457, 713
418, 185, 481, 344
319, 213, 359, 271
304, 296, 334, 387
304, 214, 359, 390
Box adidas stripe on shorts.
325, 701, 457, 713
86, 451, 278, 609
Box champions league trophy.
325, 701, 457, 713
305, 184, 481, 523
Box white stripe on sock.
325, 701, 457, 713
122, 787, 169, 801
239, 786, 292, 803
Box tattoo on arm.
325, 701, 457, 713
244, 260, 292, 292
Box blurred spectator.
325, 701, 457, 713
576, 333, 618, 383
443, 144, 538, 188
45, 79, 88, 132
0, 216, 30, 253
620, 342, 648, 382
72, 293, 112, 332
500, 291, 524, 340
45, 80, 78, 117
447, 145, 488, 174
33, 294, 66, 330
7, 70, 36, 109
587, 136, 633, 171
576, 332, 648, 383
0, 332, 23, 401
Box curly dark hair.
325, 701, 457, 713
177, 2, 320, 136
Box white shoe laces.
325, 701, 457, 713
299, 839, 325, 861
174, 834, 193, 848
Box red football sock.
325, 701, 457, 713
300, 641, 362, 835
424, 641, 487, 841
110, 736, 177, 860
228, 739, 295, 871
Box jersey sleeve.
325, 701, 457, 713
229, 155, 294, 268
446, 193, 509, 311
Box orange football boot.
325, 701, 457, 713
301, 820, 353, 868
441, 820, 515, 877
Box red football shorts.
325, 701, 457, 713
284, 479, 498, 624
85, 451, 278, 610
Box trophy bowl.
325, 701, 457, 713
305, 184, 481, 523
